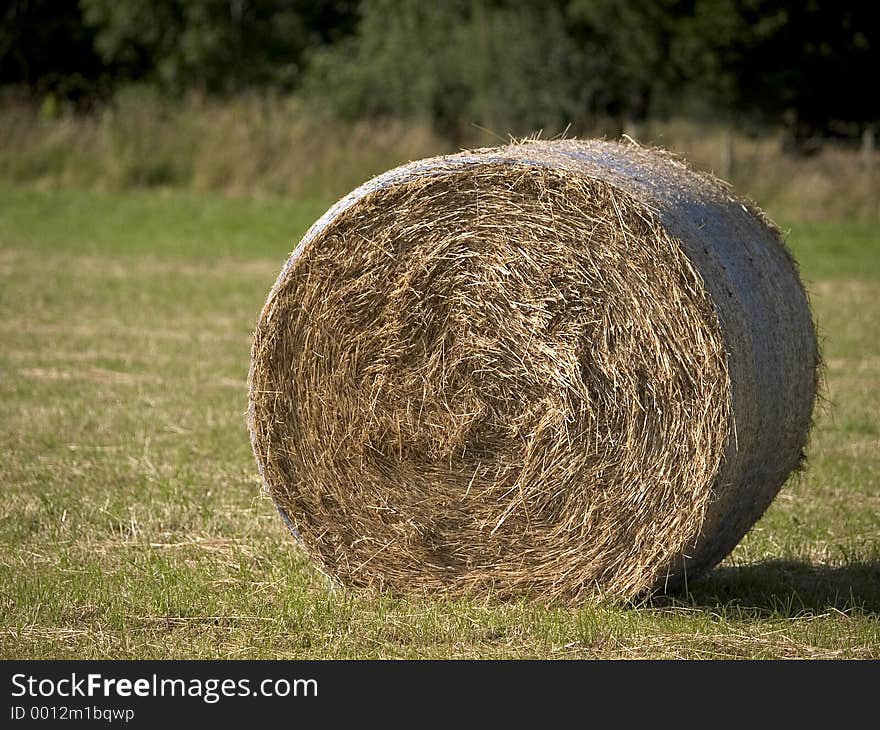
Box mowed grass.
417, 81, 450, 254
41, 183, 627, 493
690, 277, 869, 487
0, 185, 877, 659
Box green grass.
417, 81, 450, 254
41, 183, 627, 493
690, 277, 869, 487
1, 186, 877, 659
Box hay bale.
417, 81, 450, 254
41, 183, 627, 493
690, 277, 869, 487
248, 139, 818, 603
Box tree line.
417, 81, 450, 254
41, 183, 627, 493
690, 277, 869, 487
2, 0, 877, 147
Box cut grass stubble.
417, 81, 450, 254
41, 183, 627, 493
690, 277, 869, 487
0, 185, 877, 658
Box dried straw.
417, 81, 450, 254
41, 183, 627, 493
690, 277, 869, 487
248, 139, 818, 603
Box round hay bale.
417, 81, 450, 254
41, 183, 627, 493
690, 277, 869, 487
248, 139, 819, 603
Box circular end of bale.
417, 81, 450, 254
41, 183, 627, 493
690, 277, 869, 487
248, 140, 818, 603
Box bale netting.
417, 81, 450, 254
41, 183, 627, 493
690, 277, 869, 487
248, 139, 819, 603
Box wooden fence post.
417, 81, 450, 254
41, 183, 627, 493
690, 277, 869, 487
720, 127, 734, 180
862, 124, 876, 172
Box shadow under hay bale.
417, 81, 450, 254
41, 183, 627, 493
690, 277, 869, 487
248, 139, 819, 604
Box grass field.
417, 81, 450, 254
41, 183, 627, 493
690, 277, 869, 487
1, 185, 878, 659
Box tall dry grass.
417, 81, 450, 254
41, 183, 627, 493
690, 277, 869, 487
638, 119, 879, 223
1, 89, 876, 221
0, 90, 448, 201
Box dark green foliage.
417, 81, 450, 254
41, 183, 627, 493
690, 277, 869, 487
672, 1, 880, 139
79, 0, 358, 93
302, 0, 880, 138
303, 0, 592, 139
0, 0, 108, 100
0, 0, 876, 138
566, 0, 685, 122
